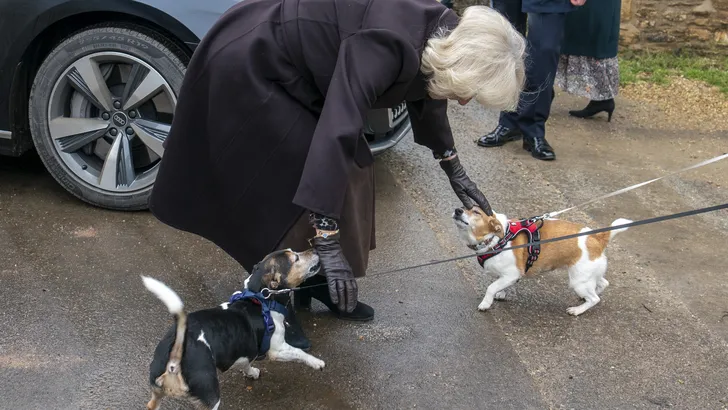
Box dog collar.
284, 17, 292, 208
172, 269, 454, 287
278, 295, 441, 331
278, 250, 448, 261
467, 241, 489, 252
229, 290, 288, 356
475, 218, 543, 272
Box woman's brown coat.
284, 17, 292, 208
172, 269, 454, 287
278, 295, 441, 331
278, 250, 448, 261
150, 0, 459, 271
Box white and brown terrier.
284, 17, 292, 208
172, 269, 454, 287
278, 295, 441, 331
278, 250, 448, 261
142, 248, 324, 410
453, 207, 631, 316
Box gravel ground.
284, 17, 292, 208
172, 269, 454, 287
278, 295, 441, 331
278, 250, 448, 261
620, 76, 728, 132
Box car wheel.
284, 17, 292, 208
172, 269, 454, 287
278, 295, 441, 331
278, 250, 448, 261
29, 24, 188, 211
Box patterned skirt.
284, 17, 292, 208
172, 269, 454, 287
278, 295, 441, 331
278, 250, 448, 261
555, 55, 620, 101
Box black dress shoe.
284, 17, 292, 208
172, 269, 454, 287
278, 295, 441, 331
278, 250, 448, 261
282, 295, 312, 350
295, 275, 374, 322
523, 136, 556, 161
569, 99, 615, 122
476, 124, 523, 147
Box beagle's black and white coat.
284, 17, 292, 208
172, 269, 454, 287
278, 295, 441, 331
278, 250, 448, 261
142, 248, 325, 410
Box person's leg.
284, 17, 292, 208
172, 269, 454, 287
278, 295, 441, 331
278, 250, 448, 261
491, 0, 527, 35
515, 12, 567, 161
477, 0, 527, 147
294, 162, 376, 321
272, 212, 317, 350
567, 57, 619, 122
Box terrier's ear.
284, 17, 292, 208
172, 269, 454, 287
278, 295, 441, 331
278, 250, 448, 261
489, 218, 502, 233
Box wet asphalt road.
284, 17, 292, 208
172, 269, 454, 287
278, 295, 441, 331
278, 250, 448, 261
2, 92, 728, 409
0, 153, 544, 409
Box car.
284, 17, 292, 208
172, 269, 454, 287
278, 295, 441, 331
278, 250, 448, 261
0, 0, 412, 211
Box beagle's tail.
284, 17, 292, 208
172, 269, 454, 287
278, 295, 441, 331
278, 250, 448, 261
142, 276, 189, 391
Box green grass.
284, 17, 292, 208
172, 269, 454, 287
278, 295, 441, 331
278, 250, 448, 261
619, 51, 728, 95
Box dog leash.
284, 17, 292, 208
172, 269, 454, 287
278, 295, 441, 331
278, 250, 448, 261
260, 153, 728, 298
261, 202, 728, 297
366, 202, 728, 278
541, 152, 728, 219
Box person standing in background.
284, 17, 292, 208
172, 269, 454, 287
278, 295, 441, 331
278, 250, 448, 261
489, 0, 526, 36
478, 0, 586, 161
555, 0, 621, 122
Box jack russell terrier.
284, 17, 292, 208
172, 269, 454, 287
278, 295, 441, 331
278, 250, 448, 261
142, 248, 324, 410
453, 206, 631, 316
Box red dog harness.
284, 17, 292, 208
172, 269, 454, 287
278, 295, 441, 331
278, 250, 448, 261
475, 218, 543, 272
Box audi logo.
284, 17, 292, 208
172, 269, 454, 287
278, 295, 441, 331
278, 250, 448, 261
112, 113, 127, 126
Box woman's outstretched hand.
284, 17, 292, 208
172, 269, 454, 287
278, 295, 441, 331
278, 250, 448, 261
439, 154, 493, 215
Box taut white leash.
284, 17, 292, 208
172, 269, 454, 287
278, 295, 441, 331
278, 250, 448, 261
543, 152, 728, 219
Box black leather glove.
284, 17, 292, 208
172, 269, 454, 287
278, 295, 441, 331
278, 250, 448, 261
311, 234, 358, 313
439, 154, 493, 215
309, 212, 358, 313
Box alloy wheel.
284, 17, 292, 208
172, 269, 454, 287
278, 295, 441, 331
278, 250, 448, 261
47, 51, 175, 194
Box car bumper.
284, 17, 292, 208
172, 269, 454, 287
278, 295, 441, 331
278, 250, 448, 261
364, 102, 411, 155
369, 118, 411, 155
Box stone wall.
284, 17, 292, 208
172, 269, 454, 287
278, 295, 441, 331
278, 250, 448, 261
451, 0, 728, 55
621, 0, 728, 54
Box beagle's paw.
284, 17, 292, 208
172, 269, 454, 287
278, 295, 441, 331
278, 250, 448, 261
245, 366, 261, 379
309, 357, 326, 371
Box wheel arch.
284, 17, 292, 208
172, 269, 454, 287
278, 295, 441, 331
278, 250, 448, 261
9, 2, 197, 152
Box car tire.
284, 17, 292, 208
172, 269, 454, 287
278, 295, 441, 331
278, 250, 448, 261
29, 23, 189, 211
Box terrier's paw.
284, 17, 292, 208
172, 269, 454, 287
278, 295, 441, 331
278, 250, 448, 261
245, 366, 261, 379
494, 290, 507, 300
478, 301, 493, 311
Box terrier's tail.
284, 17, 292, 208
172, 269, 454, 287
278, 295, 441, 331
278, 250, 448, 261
608, 218, 632, 240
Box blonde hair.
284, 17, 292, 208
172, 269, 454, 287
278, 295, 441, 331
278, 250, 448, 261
421, 6, 527, 112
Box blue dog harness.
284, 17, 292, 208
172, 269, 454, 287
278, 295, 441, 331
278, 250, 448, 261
228, 289, 288, 356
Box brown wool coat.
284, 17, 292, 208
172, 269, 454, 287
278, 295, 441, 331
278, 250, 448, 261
149, 0, 459, 271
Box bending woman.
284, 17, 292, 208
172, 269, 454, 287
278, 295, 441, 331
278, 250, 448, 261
149, 0, 526, 349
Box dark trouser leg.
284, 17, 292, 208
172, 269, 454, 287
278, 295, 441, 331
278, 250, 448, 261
490, 0, 527, 35
476, 0, 527, 147
501, 12, 566, 160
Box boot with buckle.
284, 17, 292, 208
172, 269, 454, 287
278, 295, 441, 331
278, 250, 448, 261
476, 124, 522, 147
523, 136, 556, 161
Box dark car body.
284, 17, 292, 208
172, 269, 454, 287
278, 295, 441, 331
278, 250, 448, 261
0, 0, 411, 207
